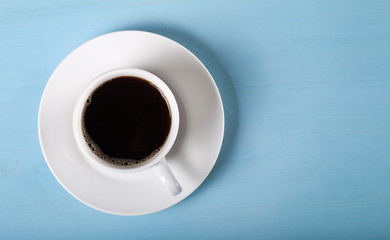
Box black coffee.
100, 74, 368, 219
82, 76, 171, 166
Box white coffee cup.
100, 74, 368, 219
72, 68, 182, 195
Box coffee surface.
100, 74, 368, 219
82, 76, 171, 166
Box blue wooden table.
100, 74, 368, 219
1, 0, 389, 239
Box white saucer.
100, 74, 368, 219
38, 31, 224, 215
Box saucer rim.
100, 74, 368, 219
38, 30, 225, 216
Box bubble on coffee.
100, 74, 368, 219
81, 76, 171, 167
81, 129, 160, 166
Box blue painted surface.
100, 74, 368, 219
1, 0, 390, 239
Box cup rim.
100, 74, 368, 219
72, 68, 180, 173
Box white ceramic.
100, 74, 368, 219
73, 68, 182, 195
38, 30, 224, 215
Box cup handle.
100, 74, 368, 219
153, 157, 182, 195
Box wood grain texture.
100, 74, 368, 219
0, 0, 389, 239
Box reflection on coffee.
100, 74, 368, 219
82, 76, 171, 167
